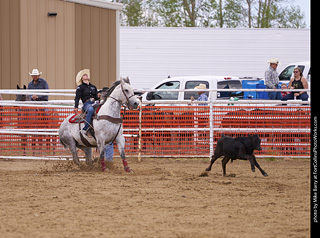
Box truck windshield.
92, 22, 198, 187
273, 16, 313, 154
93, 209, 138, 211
279, 65, 294, 81
148, 81, 180, 100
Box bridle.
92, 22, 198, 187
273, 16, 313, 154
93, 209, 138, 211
120, 82, 135, 104
109, 82, 135, 107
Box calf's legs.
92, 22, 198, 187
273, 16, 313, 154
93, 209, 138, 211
206, 153, 268, 177
221, 157, 231, 176
252, 155, 268, 176
238, 153, 268, 176
206, 154, 220, 172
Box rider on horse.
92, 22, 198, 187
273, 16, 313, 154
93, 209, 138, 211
74, 69, 100, 138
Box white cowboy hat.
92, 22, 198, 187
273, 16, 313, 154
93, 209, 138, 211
29, 69, 42, 76
194, 83, 207, 90
76, 69, 90, 86
267, 58, 281, 65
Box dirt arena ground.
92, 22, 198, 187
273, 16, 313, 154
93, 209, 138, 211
0, 157, 310, 238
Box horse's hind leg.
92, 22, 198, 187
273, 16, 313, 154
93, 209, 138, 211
82, 147, 93, 166
66, 139, 81, 167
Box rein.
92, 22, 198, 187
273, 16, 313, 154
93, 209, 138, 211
120, 82, 135, 104
91, 84, 133, 144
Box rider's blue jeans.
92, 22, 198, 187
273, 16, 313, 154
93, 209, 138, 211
83, 101, 94, 131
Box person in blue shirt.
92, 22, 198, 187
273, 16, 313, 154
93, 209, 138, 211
27, 69, 49, 101
191, 83, 208, 106
104, 142, 114, 162
265, 58, 282, 100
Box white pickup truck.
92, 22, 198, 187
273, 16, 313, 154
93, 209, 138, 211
279, 61, 311, 91
141, 76, 243, 102
141, 62, 311, 103
275, 61, 311, 99
278, 61, 310, 85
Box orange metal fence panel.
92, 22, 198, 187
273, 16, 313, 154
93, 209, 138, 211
212, 105, 310, 157
0, 104, 310, 159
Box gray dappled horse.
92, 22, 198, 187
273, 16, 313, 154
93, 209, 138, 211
59, 78, 139, 172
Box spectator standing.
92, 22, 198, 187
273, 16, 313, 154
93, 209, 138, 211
27, 69, 49, 153
27, 69, 49, 101
265, 58, 282, 100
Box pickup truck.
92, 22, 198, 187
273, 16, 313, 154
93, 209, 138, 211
279, 61, 310, 83
141, 76, 243, 102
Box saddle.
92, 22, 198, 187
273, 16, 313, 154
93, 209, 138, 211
69, 103, 123, 147
68, 103, 102, 124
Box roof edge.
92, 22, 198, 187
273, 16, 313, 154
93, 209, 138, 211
63, 0, 123, 11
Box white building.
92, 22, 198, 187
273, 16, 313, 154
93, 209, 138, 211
120, 27, 310, 90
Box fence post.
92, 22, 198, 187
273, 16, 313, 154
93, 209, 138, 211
138, 97, 142, 162
209, 96, 214, 159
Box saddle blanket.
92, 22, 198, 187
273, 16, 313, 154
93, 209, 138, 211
68, 104, 102, 124
68, 114, 84, 124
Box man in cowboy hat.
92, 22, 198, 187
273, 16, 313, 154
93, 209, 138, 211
265, 58, 282, 100
191, 83, 208, 105
74, 69, 100, 138
27, 69, 49, 101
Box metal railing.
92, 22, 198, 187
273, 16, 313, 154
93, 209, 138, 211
0, 88, 310, 160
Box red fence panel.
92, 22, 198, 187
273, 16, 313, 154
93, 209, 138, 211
0, 104, 310, 159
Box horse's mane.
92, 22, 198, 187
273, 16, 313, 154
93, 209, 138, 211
101, 77, 130, 104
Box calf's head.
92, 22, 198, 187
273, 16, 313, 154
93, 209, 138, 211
249, 134, 262, 151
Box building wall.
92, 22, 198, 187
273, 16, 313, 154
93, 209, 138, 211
120, 27, 311, 90
0, 0, 20, 92
0, 0, 119, 99
19, 0, 75, 90
75, 3, 117, 89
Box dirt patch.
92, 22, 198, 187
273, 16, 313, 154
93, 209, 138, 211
0, 158, 310, 238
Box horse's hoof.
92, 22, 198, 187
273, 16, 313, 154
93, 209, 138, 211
125, 167, 133, 173
73, 160, 81, 167
101, 167, 110, 172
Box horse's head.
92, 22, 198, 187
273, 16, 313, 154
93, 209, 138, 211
119, 77, 139, 110
16, 85, 30, 101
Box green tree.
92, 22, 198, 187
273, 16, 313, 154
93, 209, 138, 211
151, 0, 184, 27
118, 0, 306, 28
120, 0, 144, 26
223, 0, 245, 28
198, 0, 218, 27
275, 5, 306, 28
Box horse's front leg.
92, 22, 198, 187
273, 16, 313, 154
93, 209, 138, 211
116, 136, 133, 173
97, 140, 107, 172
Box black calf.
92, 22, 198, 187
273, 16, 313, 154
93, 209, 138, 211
206, 134, 268, 177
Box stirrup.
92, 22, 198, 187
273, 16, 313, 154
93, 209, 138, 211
83, 129, 93, 138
